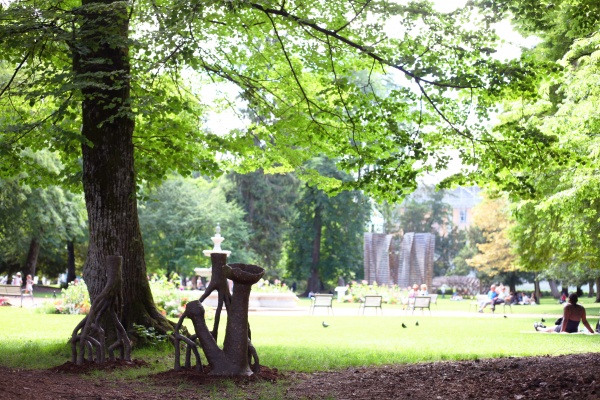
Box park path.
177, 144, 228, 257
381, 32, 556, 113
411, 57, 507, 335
245, 304, 560, 319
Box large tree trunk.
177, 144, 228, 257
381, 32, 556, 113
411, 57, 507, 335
548, 279, 560, 299
22, 237, 40, 282
75, 0, 171, 335
588, 280, 595, 297
596, 278, 600, 303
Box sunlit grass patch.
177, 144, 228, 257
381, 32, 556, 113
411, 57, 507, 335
1, 303, 599, 373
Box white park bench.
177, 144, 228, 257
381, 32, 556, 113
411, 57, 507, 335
407, 296, 431, 315
310, 294, 334, 315
358, 295, 383, 315
0, 284, 33, 307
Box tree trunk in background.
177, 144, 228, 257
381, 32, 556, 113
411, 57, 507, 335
506, 271, 517, 294
304, 268, 322, 296
22, 237, 40, 283
596, 278, 600, 303
67, 240, 76, 284
534, 277, 541, 304
76, 0, 171, 336
5, 263, 20, 285
588, 280, 595, 297
548, 280, 560, 298
305, 205, 323, 295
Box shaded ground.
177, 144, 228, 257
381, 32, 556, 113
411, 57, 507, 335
1, 353, 599, 399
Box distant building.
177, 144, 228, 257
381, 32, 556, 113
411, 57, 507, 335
442, 186, 482, 230
369, 185, 482, 236
402, 185, 482, 232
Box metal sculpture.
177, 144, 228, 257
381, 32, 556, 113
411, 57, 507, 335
173, 263, 264, 376
397, 233, 435, 289
363, 233, 393, 285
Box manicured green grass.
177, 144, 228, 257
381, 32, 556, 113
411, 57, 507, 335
1, 304, 599, 374
247, 314, 600, 371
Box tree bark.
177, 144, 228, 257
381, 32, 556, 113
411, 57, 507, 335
548, 279, 560, 299
506, 271, 517, 294
533, 274, 541, 303
588, 280, 595, 297
75, 0, 171, 335
67, 240, 76, 284
22, 237, 40, 282
5, 263, 20, 285
303, 204, 323, 296
596, 278, 600, 303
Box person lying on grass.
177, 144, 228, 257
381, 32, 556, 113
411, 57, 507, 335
534, 293, 595, 334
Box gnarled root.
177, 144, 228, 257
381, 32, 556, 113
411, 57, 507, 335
70, 256, 132, 365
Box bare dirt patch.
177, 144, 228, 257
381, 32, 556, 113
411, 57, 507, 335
1, 353, 599, 399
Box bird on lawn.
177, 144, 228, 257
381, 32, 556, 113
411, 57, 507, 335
402, 323, 407, 328
322, 321, 329, 328
541, 318, 546, 322
415, 321, 419, 326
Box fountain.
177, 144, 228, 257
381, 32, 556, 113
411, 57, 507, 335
195, 225, 299, 309
194, 223, 230, 283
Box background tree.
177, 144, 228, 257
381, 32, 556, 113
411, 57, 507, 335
481, 1, 600, 301
399, 186, 463, 276
285, 157, 369, 295
467, 194, 523, 293
450, 226, 485, 276
226, 170, 300, 279
138, 175, 252, 282
0, 151, 87, 284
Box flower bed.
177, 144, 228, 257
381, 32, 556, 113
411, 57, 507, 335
48, 276, 300, 317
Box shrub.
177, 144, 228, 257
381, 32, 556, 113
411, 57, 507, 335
342, 281, 404, 304
149, 276, 190, 318
132, 323, 169, 347
253, 279, 293, 293
53, 280, 91, 315
49, 275, 192, 317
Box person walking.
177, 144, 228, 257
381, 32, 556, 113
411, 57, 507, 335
12, 272, 22, 287
24, 274, 34, 294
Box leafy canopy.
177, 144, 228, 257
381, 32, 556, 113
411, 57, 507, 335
1, 0, 545, 201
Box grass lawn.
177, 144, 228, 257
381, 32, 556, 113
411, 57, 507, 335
1, 300, 599, 373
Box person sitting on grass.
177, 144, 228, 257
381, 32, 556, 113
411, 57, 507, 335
529, 292, 538, 305
534, 293, 595, 334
